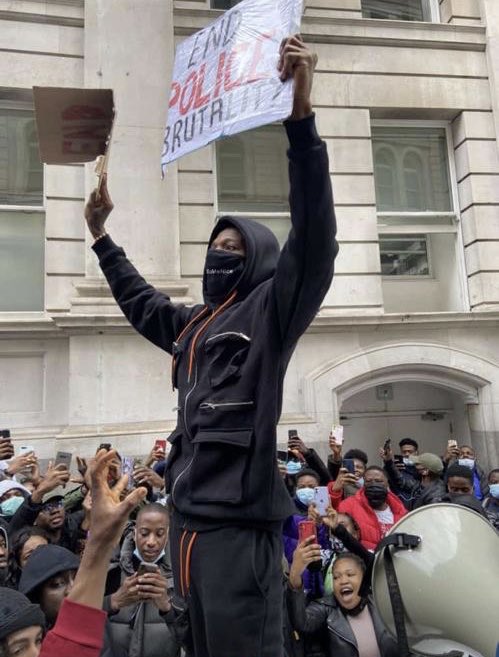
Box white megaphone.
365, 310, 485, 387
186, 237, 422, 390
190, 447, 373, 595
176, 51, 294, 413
372, 503, 499, 657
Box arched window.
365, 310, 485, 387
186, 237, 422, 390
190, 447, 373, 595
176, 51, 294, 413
402, 150, 425, 211
374, 146, 397, 211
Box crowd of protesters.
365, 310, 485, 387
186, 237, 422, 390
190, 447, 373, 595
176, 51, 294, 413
0, 427, 497, 657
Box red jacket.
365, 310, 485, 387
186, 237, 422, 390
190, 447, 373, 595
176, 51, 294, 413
338, 488, 407, 551
40, 599, 106, 657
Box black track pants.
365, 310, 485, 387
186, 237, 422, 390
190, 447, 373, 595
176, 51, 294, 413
170, 517, 284, 657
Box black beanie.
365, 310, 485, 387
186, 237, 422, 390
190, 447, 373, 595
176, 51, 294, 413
0, 587, 45, 640
19, 544, 80, 598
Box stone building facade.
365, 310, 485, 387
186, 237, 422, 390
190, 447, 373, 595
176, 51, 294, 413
1, 0, 499, 468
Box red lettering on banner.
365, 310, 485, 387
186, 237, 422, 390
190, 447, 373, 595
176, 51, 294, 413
193, 63, 210, 109
169, 82, 181, 109
179, 71, 198, 115
213, 51, 226, 98
245, 32, 274, 83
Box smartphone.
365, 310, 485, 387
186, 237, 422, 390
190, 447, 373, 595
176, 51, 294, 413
137, 563, 159, 576
298, 520, 322, 572
288, 429, 298, 441
277, 450, 288, 464
55, 451, 72, 470
0, 430, 11, 439
394, 454, 404, 465
19, 446, 35, 456
314, 486, 329, 516
97, 443, 111, 452
383, 438, 391, 453
342, 458, 355, 474
154, 439, 167, 452
122, 456, 135, 487
447, 439, 458, 449
298, 519, 317, 543
331, 424, 344, 445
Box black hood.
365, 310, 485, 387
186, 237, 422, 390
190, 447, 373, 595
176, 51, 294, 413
19, 544, 80, 597
203, 216, 280, 305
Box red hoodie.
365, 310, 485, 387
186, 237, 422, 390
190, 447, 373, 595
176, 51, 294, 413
39, 599, 106, 657
338, 487, 407, 551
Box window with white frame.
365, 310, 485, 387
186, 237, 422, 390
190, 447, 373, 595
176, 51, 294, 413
0, 97, 44, 311
372, 123, 465, 312
361, 0, 437, 21
216, 125, 290, 244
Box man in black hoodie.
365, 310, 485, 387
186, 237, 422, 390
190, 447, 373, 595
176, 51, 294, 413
84, 36, 338, 657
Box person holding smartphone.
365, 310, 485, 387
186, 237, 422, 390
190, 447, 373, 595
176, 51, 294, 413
84, 36, 337, 657
103, 503, 180, 657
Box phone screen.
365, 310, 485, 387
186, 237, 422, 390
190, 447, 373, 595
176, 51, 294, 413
137, 563, 159, 576
277, 450, 288, 464
342, 458, 355, 474
298, 520, 317, 543
154, 439, 167, 452
288, 429, 298, 441
55, 451, 72, 469
314, 486, 329, 516
331, 425, 344, 445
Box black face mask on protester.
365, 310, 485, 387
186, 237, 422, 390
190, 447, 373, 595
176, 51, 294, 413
364, 483, 388, 509
203, 249, 245, 307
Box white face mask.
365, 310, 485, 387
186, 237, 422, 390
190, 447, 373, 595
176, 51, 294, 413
458, 458, 475, 470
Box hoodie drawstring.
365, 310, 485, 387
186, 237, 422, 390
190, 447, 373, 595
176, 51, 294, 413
186, 290, 237, 382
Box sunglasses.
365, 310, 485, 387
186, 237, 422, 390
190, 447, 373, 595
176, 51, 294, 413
43, 500, 64, 512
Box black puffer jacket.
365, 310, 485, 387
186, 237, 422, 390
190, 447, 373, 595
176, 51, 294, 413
103, 534, 179, 657
93, 115, 338, 529
287, 588, 398, 657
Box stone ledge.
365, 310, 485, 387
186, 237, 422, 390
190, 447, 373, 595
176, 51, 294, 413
173, 9, 486, 50
2, 309, 499, 338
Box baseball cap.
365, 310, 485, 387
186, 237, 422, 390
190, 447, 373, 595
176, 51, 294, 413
412, 453, 444, 474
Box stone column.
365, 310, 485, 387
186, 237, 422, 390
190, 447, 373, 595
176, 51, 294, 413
74, 0, 187, 313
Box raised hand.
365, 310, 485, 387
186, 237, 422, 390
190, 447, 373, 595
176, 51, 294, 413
278, 34, 317, 121
289, 536, 322, 589
133, 465, 165, 490
329, 433, 342, 463
84, 173, 113, 239
31, 463, 70, 504
332, 468, 357, 493
5, 452, 37, 477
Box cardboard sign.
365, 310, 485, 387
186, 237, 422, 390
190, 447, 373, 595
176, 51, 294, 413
33, 87, 115, 164
161, 0, 303, 170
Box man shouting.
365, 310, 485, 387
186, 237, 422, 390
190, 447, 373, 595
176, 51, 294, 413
84, 35, 338, 657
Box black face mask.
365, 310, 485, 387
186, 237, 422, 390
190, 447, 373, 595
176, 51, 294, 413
364, 483, 388, 508
203, 249, 244, 307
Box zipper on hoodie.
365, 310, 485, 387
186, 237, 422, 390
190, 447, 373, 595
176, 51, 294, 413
171, 359, 199, 506
199, 400, 254, 411
205, 331, 251, 344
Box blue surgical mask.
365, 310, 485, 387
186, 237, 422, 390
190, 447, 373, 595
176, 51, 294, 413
458, 458, 475, 470
403, 458, 413, 466
0, 496, 24, 517
133, 547, 166, 564
356, 477, 364, 488
489, 483, 499, 499
286, 461, 302, 475
296, 487, 315, 507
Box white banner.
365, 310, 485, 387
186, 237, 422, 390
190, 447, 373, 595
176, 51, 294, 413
161, 0, 303, 170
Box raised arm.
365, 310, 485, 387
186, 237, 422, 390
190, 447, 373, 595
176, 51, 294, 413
272, 36, 338, 348
39, 450, 147, 657
84, 176, 196, 354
